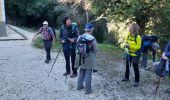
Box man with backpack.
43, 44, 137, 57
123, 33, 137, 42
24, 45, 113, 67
122, 23, 141, 87
32, 21, 55, 64
141, 35, 160, 69
75, 23, 98, 94
59, 16, 79, 78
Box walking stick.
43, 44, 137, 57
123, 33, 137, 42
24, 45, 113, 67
48, 46, 62, 77
155, 77, 162, 94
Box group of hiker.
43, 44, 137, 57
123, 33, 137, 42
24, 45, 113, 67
32, 16, 170, 94
32, 16, 98, 94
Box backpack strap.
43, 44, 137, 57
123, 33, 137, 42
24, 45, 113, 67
127, 34, 138, 44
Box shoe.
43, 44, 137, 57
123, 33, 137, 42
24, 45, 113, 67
77, 86, 84, 90
134, 82, 139, 87
70, 74, 77, 78
63, 72, 70, 76
121, 78, 129, 82
44, 60, 49, 64
85, 90, 93, 95
93, 70, 98, 73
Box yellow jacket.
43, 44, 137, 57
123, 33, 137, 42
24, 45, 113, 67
126, 32, 142, 56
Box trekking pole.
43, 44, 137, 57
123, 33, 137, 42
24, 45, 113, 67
155, 77, 162, 94
48, 46, 62, 77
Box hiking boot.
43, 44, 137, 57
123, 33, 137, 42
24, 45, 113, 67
44, 60, 49, 64
121, 78, 129, 82
85, 90, 93, 95
93, 70, 98, 73
63, 72, 70, 76
133, 82, 139, 87
77, 86, 84, 90
70, 74, 77, 78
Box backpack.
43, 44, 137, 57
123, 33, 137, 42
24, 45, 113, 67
141, 35, 159, 52
76, 36, 94, 57
154, 58, 169, 77
48, 27, 56, 41
61, 24, 78, 34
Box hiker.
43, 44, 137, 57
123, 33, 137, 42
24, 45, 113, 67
75, 23, 99, 95
32, 21, 55, 64
59, 16, 79, 78
122, 23, 141, 87
141, 35, 160, 69
162, 41, 170, 93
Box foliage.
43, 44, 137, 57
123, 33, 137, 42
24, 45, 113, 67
5, 0, 170, 48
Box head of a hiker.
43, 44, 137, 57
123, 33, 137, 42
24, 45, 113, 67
43, 21, 48, 28
85, 23, 94, 34
63, 16, 71, 26
129, 23, 140, 35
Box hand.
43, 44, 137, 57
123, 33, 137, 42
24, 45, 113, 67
125, 43, 130, 48
32, 37, 35, 42
162, 53, 168, 60
68, 38, 74, 43
61, 40, 66, 44
70, 39, 75, 43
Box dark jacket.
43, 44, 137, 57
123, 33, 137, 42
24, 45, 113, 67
59, 25, 79, 49
164, 41, 170, 58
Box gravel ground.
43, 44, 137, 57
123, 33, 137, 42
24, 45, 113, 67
0, 27, 113, 100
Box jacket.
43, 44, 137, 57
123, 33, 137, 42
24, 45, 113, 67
126, 32, 142, 56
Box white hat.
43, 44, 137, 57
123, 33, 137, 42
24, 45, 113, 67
43, 21, 48, 25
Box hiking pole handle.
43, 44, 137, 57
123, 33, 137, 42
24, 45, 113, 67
48, 46, 62, 77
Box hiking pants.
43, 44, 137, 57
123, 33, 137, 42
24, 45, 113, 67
141, 50, 156, 68
141, 52, 148, 68
77, 68, 92, 92
125, 55, 140, 82
63, 43, 77, 74
43, 40, 52, 60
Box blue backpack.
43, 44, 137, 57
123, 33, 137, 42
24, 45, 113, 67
141, 35, 158, 52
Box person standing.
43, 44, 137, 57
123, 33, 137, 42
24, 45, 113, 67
162, 41, 170, 93
122, 23, 141, 87
32, 21, 55, 64
76, 23, 98, 94
59, 16, 79, 78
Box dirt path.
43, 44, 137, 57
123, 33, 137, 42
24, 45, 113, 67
0, 27, 112, 100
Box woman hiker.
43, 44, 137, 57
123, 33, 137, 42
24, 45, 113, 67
122, 22, 142, 87
59, 16, 79, 78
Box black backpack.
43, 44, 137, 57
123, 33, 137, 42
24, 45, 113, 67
76, 36, 94, 57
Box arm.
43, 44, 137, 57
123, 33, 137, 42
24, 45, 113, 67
59, 27, 66, 44
32, 28, 42, 41
92, 39, 99, 53
164, 41, 170, 57
69, 27, 79, 43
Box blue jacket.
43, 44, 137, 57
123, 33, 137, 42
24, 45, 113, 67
164, 41, 170, 57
